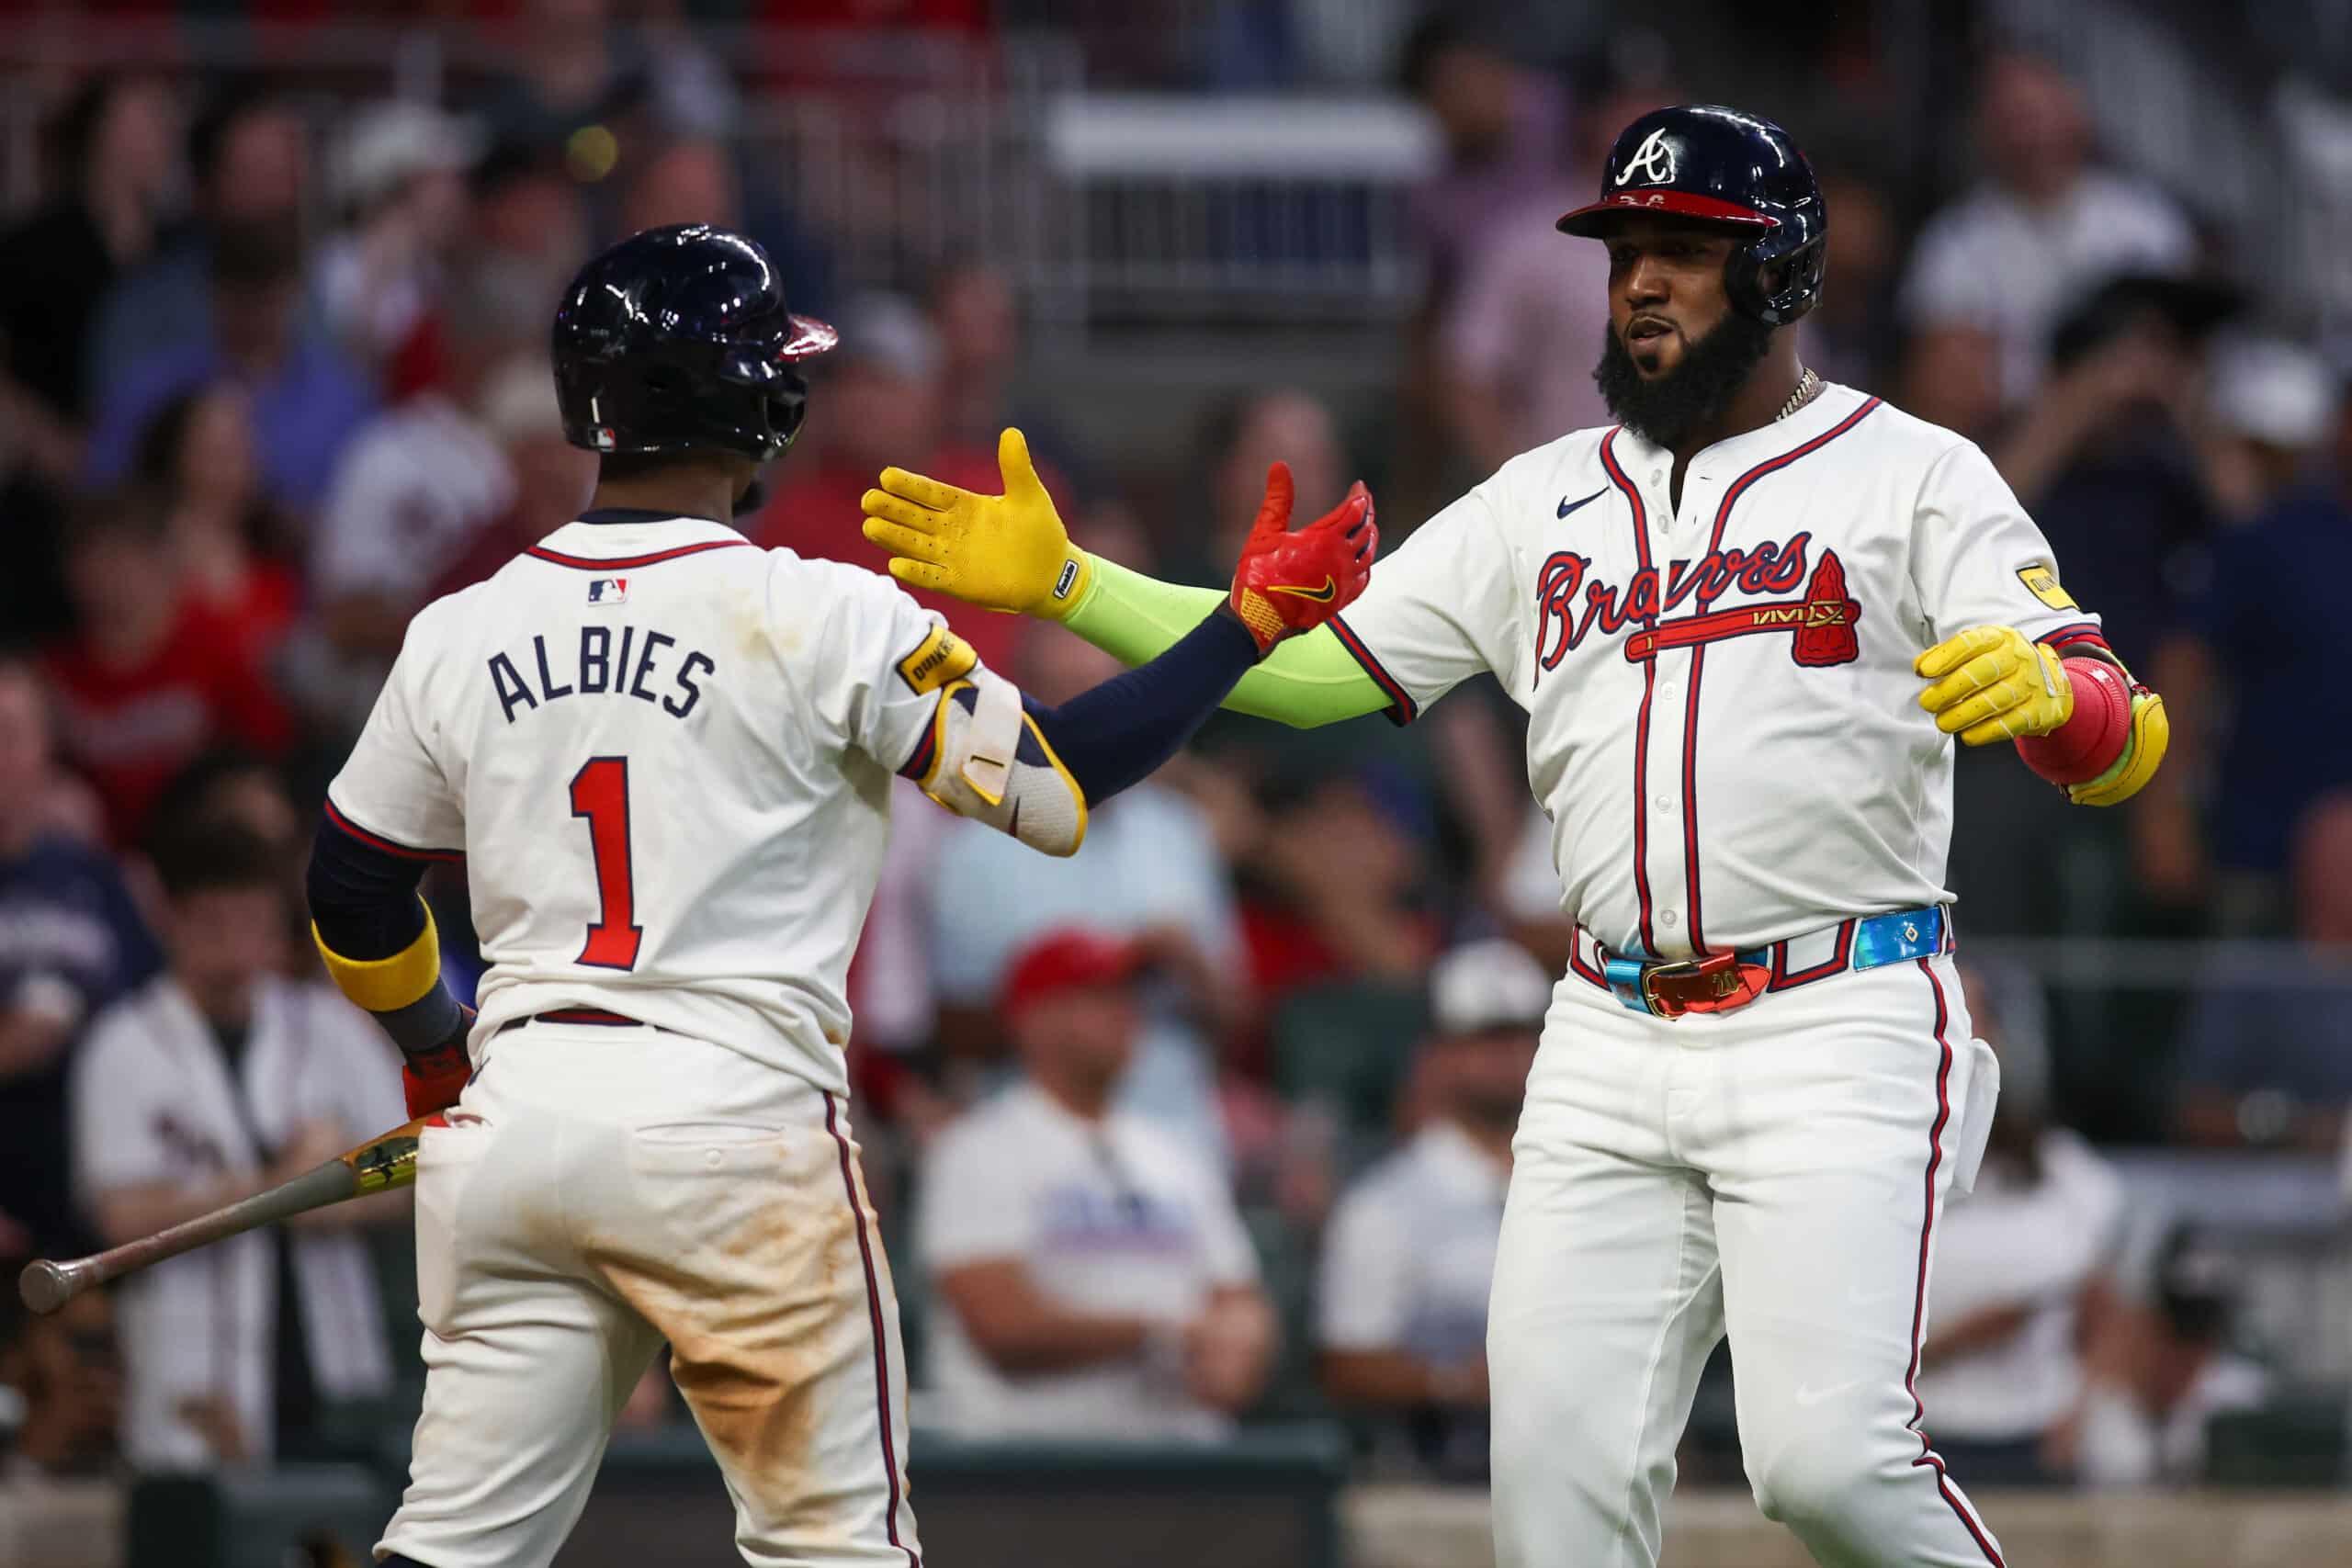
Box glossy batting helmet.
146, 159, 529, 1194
1556, 105, 1826, 326
553, 224, 837, 463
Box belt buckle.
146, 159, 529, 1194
1637, 955, 1707, 1020
1640, 953, 1753, 1020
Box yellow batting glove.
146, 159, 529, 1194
860, 428, 1094, 620
1915, 624, 2074, 746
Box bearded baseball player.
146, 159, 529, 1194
862, 107, 2169, 1567
300, 223, 1373, 1568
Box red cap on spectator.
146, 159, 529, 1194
1000, 928, 1141, 1018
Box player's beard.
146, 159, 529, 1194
1593, 310, 1776, 448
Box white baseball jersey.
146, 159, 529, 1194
1329, 382, 2099, 959
327, 512, 976, 1093
917, 1081, 1261, 1442
70, 975, 403, 1468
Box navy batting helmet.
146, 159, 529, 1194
553, 224, 837, 463
1556, 105, 1826, 326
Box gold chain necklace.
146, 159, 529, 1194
1776, 366, 1822, 422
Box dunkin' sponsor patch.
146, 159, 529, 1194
896, 625, 978, 694
2017, 564, 2077, 612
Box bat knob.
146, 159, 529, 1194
17, 1259, 75, 1315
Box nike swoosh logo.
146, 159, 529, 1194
1268, 577, 1339, 603
1558, 488, 1606, 519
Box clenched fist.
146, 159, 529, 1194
1915, 625, 2073, 746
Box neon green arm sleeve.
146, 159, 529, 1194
1059, 556, 1392, 728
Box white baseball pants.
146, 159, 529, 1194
377, 1022, 921, 1568
1487, 952, 2005, 1568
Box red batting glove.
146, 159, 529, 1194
1226, 463, 1376, 657
401, 1007, 475, 1120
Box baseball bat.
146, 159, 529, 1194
16, 1114, 435, 1315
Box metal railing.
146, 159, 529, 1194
0, 20, 1435, 333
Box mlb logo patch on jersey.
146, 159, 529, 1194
587, 577, 629, 605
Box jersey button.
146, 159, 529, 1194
1654, 795, 1674, 811
1661, 909, 1680, 928
1659, 682, 1679, 700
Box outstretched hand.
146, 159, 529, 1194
1226, 463, 1376, 657
860, 428, 1091, 619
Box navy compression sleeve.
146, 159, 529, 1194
307, 815, 465, 1053
1023, 606, 1258, 805
308, 814, 430, 958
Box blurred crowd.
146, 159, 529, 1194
2, 0, 2348, 1505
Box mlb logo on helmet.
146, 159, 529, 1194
587, 578, 629, 605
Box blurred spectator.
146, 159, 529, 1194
1177, 388, 1350, 585
0, 1284, 123, 1480
2067, 1226, 2268, 1488
1238, 770, 1442, 998
616, 132, 836, 341
0, 654, 161, 1258
1891, 321, 2006, 446
1900, 50, 2195, 406
2165, 374, 2352, 920
83, 81, 313, 402
1316, 938, 1546, 1479
1433, 54, 1679, 468
1990, 276, 2232, 695
2174, 795, 2352, 1151
927, 261, 1094, 496
1913, 960, 2125, 1486
317, 102, 480, 378
0, 73, 181, 646
130, 385, 301, 661
759, 291, 1068, 672
918, 928, 1275, 1440
928, 634, 1249, 1166
1398, 13, 1576, 310
426, 355, 598, 597
465, 135, 592, 317
0, 73, 179, 479
479, 0, 736, 152
86, 219, 377, 523
303, 272, 539, 733
616, 134, 741, 237
41, 491, 292, 844
69, 818, 404, 1470
2199, 336, 2341, 521
1800, 170, 1903, 393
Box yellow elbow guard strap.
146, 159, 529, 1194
2067, 687, 2168, 807
313, 897, 444, 1011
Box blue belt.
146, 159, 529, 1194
1580, 906, 1951, 1020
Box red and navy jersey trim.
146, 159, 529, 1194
1329, 613, 1419, 726
897, 714, 940, 782
2036, 621, 2108, 652
322, 797, 463, 863
1906, 962, 2008, 1566
826, 1095, 922, 1566
1600, 429, 1662, 956
1668, 396, 1882, 953
524, 538, 753, 571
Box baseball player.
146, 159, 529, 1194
861, 107, 2170, 1568
300, 223, 1374, 1568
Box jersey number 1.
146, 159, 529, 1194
570, 757, 643, 969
